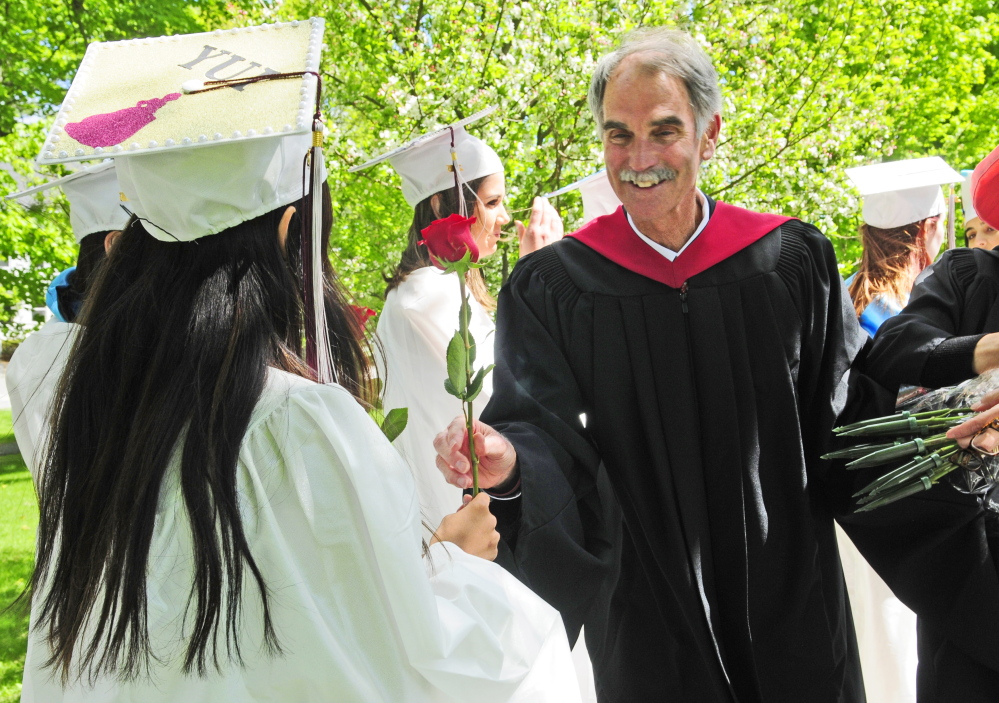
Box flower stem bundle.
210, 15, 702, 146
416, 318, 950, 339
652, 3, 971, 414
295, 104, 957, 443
824, 409, 975, 512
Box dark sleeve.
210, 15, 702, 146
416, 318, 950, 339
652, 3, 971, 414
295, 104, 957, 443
775, 221, 892, 480
840, 484, 999, 677
867, 249, 985, 391
480, 247, 621, 643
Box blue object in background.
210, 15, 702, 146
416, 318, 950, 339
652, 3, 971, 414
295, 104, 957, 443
44, 267, 76, 323
845, 273, 904, 337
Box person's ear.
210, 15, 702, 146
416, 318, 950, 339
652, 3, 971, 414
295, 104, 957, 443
104, 230, 121, 253
277, 206, 296, 252
430, 193, 442, 219
699, 113, 722, 162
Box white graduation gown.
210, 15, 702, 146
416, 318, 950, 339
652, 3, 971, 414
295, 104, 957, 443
6, 319, 77, 478
19, 367, 581, 702
376, 267, 495, 529
836, 525, 918, 703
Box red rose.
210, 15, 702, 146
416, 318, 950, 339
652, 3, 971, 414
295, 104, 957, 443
350, 305, 377, 327
419, 214, 479, 269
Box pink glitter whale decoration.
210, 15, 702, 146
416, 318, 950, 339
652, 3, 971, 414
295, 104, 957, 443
65, 93, 182, 148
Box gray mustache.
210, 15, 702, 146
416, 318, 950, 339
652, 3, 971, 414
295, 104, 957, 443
618, 166, 678, 187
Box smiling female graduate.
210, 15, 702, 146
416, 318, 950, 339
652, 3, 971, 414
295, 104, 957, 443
16, 19, 579, 703
351, 111, 563, 530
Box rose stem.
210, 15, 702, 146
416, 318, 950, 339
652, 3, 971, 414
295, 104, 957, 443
458, 275, 480, 496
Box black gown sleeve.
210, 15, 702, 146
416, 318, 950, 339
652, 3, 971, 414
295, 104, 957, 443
479, 246, 621, 644
867, 249, 986, 391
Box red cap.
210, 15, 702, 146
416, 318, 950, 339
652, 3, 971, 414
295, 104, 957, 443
972, 144, 999, 229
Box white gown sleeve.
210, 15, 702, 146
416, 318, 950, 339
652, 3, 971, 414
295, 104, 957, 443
6, 320, 78, 481
285, 382, 578, 702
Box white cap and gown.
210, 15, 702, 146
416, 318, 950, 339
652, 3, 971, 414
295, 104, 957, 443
353, 118, 599, 703
844, 157, 962, 335
5, 160, 129, 473
351, 110, 503, 531
18, 20, 578, 703
962, 170, 979, 226
838, 157, 961, 703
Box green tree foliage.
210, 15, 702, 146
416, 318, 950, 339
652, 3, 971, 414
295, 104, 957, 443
2, 0, 998, 329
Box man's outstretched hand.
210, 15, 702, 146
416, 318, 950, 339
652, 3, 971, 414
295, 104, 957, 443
434, 416, 518, 490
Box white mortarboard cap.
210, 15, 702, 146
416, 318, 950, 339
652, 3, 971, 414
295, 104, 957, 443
5, 160, 129, 242
961, 169, 977, 223
115, 132, 323, 242
544, 169, 622, 224
349, 108, 503, 208
37, 19, 338, 382
846, 157, 962, 229
36, 18, 325, 243
37, 18, 324, 166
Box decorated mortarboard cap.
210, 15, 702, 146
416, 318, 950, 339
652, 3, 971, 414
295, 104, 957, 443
972, 144, 999, 230
961, 169, 978, 224
846, 157, 962, 229
349, 107, 503, 208
5, 160, 129, 242
544, 169, 622, 224
37, 18, 336, 382
38, 18, 324, 166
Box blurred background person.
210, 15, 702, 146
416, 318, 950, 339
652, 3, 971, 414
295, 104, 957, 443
4, 160, 128, 471
962, 169, 999, 250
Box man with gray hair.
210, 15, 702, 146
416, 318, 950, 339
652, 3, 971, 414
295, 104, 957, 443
435, 28, 902, 701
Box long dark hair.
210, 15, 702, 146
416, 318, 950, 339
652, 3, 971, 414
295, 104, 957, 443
31, 184, 373, 683
385, 176, 495, 312
55, 231, 110, 323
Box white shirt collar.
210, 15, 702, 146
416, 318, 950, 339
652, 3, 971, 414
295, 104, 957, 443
627, 190, 710, 262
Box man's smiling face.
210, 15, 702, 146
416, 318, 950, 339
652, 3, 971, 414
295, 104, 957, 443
601, 52, 719, 226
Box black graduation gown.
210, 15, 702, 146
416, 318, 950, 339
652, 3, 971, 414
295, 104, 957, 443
482, 201, 874, 702
855, 246, 999, 702
868, 246, 999, 391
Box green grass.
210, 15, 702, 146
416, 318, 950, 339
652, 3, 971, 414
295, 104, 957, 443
0, 453, 36, 703
0, 410, 15, 446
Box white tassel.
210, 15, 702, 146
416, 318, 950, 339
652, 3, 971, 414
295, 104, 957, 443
310, 136, 334, 384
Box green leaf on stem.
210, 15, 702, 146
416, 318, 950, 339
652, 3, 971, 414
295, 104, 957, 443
380, 407, 409, 442
446, 331, 466, 395
444, 378, 463, 399
467, 330, 476, 366
465, 364, 495, 403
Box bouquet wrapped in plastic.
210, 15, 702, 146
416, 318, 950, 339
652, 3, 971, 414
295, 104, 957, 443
825, 368, 999, 512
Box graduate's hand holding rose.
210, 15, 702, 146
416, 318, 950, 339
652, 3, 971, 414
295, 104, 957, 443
431, 492, 500, 561
434, 416, 517, 490
516, 196, 563, 256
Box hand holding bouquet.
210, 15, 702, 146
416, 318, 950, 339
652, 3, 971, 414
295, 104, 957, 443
826, 371, 999, 512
